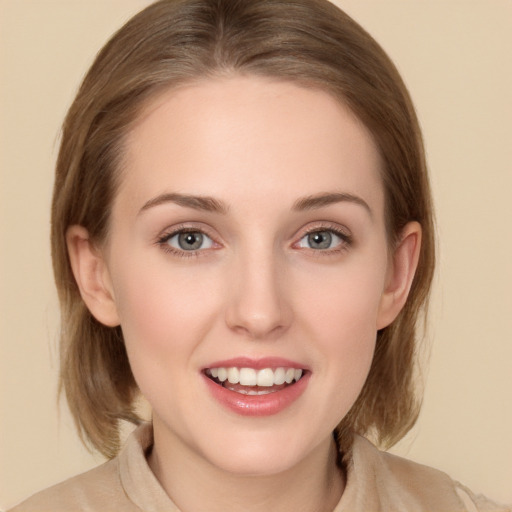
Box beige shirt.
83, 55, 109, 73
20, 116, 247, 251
9, 423, 510, 512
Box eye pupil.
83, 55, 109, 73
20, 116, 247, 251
178, 232, 203, 250
308, 231, 332, 249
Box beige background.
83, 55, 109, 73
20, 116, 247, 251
1, 0, 511, 509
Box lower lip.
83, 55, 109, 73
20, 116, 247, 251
203, 372, 310, 416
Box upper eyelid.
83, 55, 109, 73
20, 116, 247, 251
300, 225, 350, 236
162, 229, 213, 242
156, 223, 218, 241
294, 222, 352, 240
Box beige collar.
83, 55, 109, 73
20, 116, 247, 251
119, 422, 467, 512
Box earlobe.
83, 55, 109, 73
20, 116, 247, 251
377, 221, 422, 330
66, 225, 120, 327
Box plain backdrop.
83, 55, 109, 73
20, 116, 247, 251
1, 0, 511, 509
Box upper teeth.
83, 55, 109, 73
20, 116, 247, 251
207, 367, 303, 387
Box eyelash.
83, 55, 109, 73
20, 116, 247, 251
295, 224, 353, 255
155, 223, 353, 258
156, 225, 218, 258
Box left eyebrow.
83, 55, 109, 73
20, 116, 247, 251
138, 192, 229, 215
292, 192, 373, 218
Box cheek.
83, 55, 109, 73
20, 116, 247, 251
110, 256, 222, 362
294, 257, 385, 411
297, 254, 386, 342
315, 279, 378, 382
109, 260, 226, 414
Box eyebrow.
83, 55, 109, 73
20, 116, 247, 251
292, 192, 373, 217
138, 191, 372, 217
139, 193, 229, 215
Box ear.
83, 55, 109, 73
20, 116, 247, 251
377, 221, 422, 330
66, 225, 120, 327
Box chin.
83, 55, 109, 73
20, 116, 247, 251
198, 429, 323, 477
210, 450, 301, 477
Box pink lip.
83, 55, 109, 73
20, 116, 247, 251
202, 357, 310, 417
204, 357, 309, 371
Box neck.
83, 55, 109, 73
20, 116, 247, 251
148, 425, 345, 512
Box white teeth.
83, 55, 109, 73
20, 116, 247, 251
239, 368, 257, 386
217, 367, 227, 382
257, 368, 274, 387
285, 368, 295, 384
225, 387, 275, 395
227, 367, 240, 384
207, 366, 304, 387
274, 367, 286, 385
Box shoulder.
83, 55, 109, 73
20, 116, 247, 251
7, 458, 139, 512
452, 481, 511, 512
341, 435, 511, 512
381, 448, 509, 512
7, 423, 166, 512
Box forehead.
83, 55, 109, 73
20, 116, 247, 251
117, 76, 384, 216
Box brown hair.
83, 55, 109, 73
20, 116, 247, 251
52, 0, 435, 459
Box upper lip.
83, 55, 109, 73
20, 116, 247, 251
204, 357, 309, 371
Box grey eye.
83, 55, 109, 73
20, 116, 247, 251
308, 231, 332, 249
298, 230, 343, 250
168, 231, 213, 251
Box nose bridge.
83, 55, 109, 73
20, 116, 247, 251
225, 239, 291, 339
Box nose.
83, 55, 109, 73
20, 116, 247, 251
225, 248, 292, 340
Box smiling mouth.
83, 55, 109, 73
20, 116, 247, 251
205, 367, 304, 395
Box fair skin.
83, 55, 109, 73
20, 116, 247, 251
67, 76, 421, 512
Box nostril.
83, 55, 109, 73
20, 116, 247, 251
224, 269, 292, 339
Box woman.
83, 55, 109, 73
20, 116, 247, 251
8, 0, 510, 510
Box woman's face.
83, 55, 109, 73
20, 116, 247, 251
97, 76, 405, 475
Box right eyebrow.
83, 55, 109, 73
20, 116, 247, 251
138, 193, 229, 215
292, 191, 373, 218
